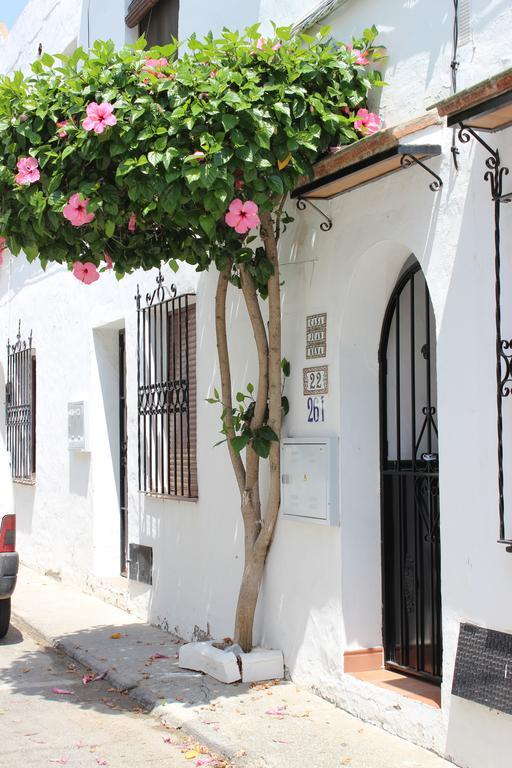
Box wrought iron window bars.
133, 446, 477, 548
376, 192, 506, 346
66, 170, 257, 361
135, 271, 198, 499
456, 124, 512, 549
6, 321, 36, 481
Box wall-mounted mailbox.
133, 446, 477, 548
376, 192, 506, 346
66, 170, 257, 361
68, 401, 88, 452
281, 437, 339, 525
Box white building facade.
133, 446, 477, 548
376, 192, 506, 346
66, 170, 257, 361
1, 1, 512, 766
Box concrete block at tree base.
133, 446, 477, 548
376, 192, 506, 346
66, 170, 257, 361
179, 641, 284, 685
178, 641, 214, 673
178, 641, 241, 683
240, 647, 284, 683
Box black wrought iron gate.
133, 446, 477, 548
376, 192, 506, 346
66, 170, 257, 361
379, 263, 442, 683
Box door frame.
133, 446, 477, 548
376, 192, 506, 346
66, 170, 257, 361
119, 329, 128, 576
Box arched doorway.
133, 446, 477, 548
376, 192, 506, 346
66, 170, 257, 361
379, 261, 442, 684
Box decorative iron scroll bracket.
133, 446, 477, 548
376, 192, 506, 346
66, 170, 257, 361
457, 123, 512, 547
400, 154, 443, 192
296, 198, 333, 231
135, 269, 177, 310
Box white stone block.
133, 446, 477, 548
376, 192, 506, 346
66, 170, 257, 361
178, 641, 242, 683
241, 648, 284, 683
178, 641, 212, 672
199, 644, 241, 684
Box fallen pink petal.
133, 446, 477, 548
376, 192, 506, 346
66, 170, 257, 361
265, 706, 288, 717
52, 688, 74, 695
148, 652, 170, 661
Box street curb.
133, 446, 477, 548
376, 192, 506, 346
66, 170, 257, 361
12, 610, 247, 764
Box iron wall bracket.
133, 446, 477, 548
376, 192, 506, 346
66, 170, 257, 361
296, 198, 333, 231
400, 154, 443, 192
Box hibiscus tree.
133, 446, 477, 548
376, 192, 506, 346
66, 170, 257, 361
0, 24, 383, 650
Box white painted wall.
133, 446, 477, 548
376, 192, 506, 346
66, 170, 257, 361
2, 1, 512, 767
0, 0, 80, 74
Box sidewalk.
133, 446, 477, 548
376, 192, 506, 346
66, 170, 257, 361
11, 565, 453, 768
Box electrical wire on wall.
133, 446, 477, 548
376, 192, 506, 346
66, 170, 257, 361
451, 0, 460, 169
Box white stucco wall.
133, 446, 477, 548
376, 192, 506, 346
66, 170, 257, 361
0, 0, 80, 74
2, 1, 512, 767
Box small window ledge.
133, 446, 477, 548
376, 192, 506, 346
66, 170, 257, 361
292, 113, 442, 201
431, 67, 512, 132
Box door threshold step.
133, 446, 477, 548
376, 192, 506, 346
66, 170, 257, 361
348, 668, 441, 708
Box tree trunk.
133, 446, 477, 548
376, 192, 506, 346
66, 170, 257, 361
215, 212, 282, 652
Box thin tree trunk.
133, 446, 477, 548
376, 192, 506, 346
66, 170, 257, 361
233, 212, 282, 651
215, 215, 282, 653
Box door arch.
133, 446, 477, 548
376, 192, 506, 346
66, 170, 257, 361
379, 261, 442, 683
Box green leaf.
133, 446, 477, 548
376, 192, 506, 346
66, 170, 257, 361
247, 382, 254, 394
221, 114, 239, 131
281, 357, 291, 377
252, 436, 270, 459
268, 175, 284, 196
199, 214, 216, 239
105, 220, 115, 237
231, 433, 250, 453
257, 426, 278, 442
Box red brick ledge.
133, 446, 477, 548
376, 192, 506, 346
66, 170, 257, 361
296, 112, 441, 188
431, 67, 512, 119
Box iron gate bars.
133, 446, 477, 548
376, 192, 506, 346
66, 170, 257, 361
379, 264, 442, 683
6, 321, 36, 481
135, 271, 197, 498
457, 126, 512, 549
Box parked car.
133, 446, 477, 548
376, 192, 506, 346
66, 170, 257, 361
0, 514, 18, 638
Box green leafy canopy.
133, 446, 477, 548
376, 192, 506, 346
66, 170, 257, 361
0, 24, 383, 288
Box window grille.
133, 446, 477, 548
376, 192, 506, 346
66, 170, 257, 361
6, 322, 36, 481
136, 272, 197, 498
126, 0, 179, 45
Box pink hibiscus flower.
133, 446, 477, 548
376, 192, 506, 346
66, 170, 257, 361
225, 199, 260, 234
128, 212, 136, 233
0, 236, 6, 266
57, 120, 69, 138
256, 36, 267, 50
15, 156, 40, 185
104, 251, 113, 270
349, 46, 369, 66
72, 261, 100, 285
191, 150, 205, 161
82, 102, 117, 134
354, 108, 380, 135
63, 194, 95, 227
143, 57, 169, 79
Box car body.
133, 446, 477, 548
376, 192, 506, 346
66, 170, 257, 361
0, 514, 18, 638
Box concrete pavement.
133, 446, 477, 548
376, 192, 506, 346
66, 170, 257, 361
0, 620, 230, 767
11, 564, 454, 768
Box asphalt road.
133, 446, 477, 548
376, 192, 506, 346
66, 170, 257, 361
0, 620, 232, 767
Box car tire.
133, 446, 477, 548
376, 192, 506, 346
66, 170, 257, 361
0, 598, 11, 638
